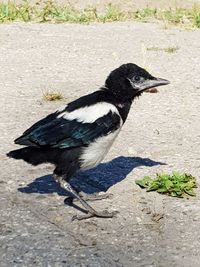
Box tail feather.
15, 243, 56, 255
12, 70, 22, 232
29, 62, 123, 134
7, 147, 49, 166
7, 146, 80, 171
14, 136, 38, 147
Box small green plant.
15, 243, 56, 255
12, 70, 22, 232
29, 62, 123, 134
147, 46, 179, 53
135, 172, 197, 198
42, 90, 64, 101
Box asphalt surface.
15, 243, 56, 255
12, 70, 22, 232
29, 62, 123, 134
0, 21, 200, 267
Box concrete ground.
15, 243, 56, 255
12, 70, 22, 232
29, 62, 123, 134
0, 20, 200, 266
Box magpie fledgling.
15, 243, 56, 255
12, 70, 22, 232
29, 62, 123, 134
7, 63, 170, 220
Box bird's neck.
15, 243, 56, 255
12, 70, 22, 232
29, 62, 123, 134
100, 87, 132, 123
114, 101, 132, 123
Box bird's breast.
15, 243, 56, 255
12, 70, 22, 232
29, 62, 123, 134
79, 126, 122, 170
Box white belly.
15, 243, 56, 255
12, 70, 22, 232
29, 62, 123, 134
80, 127, 122, 170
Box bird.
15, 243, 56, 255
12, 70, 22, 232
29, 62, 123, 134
7, 63, 170, 220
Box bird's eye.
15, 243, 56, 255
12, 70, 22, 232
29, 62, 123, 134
134, 76, 141, 82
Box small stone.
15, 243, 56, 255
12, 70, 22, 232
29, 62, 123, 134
136, 217, 142, 223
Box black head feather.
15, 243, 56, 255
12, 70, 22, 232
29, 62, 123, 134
105, 63, 169, 101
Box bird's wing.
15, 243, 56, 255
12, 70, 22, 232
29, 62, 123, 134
21, 90, 103, 137
15, 104, 121, 149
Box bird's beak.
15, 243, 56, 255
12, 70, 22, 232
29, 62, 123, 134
138, 77, 170, 92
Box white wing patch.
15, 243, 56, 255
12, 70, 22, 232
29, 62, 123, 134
57, 102, 119, 123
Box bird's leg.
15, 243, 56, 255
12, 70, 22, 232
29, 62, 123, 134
65, 191, 113, 205
77, 191, 113, 202
53, 174, 117, 220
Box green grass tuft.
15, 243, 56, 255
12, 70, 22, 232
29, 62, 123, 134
135, 172, 197, 198
1, 1, 200, 28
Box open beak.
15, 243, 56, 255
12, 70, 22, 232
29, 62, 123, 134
138, 77, 170, 92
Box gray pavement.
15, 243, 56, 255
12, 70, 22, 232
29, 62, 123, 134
0, 22, 200, 266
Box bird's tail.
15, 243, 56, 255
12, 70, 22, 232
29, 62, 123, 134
7, 147, 50, 166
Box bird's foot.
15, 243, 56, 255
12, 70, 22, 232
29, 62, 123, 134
72, 210, 118, 221
53, 175, 118, 221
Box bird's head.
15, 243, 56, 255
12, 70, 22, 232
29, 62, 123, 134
105, 63, 170, 101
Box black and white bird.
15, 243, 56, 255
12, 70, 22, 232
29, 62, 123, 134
7, 63, 170, 220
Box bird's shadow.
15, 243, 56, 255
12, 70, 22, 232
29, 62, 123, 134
18, 156, 166, 196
